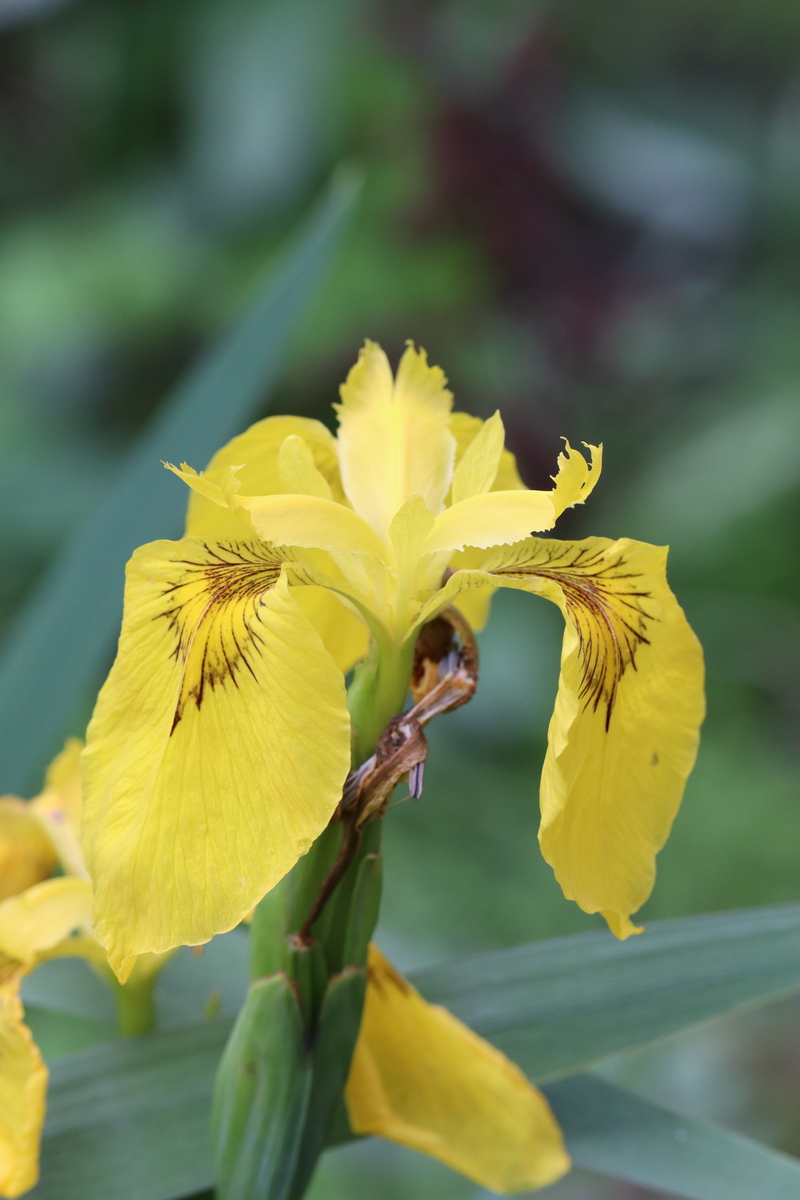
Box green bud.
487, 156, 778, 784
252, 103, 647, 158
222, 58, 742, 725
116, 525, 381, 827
287, 966, 367, 1199
212, 973, 311, 1200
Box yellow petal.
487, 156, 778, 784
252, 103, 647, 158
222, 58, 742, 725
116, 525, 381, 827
185, 415, 345, 539
0, 801, 56, 903
423, 442, 599, 556
423, 490, 557, 555
346, 946, 569, 1192
0, 986, 48, 1199
82, 539, 351, 980
388, 496, 436, 579
30, 738, 87, 880
292, 585, 369, 674
335, 342, 456, 537
551, 441, 602, 516
278, 435, 333, 500
235, 492, 386, 558
450, 411, 526, 492
451, 411, 505, 505
483, 536, 705, 936
0, 878, 93, 964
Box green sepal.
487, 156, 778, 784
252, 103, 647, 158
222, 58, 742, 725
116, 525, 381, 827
212, 973, 311, 1200
287, 966, 367, 1200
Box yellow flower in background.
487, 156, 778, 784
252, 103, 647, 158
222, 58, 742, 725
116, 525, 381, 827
346, 944, 569, 1193
0, 742, 95, 1199
0, 743, 169, 1199
82, 340, 704, 978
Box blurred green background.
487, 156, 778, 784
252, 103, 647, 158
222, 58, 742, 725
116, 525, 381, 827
1, 0, 797, 1196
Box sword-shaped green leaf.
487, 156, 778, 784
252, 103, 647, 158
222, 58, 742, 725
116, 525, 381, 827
543, 1073, 800, 1200
30, 1021, 800, 1200
0, 169, 360, 796
412, 902, 800, 1082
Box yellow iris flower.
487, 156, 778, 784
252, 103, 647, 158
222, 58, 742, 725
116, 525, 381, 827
0, 743, 102, 1198
83, 339, 704, 980
0, 743, 170, 1199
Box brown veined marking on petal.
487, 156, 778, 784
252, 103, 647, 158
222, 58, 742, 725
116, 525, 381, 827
492, 542, 656, 730
157, 542, 284, 734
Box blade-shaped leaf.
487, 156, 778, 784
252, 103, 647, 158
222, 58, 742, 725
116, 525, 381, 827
25, 906, 800, 1078
0, 169, 360, 796
412, 903, 800, 1082
32, 1019, 231, 1200
31, 1024, 800, 1200
542, 1073, 800, 1200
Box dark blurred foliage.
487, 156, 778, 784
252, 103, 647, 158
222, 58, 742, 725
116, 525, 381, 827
0, 0, 797, 1196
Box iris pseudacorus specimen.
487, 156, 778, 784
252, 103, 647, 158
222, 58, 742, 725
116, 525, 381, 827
82, 341, 704, 980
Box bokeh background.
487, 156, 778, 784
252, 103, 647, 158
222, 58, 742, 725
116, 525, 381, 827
1, 0, 797, 1196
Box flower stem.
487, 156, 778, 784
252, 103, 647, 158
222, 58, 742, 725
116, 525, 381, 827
111, 973, 157, 1037
347, 635, 415, 764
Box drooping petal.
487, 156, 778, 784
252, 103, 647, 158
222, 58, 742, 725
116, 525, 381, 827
335, 342, 456, 537
0, 801, 56, 903
30, 738, 87, 880
81, 539, 351, 980
0, 987, 47, 1199
185, 415, 345, 539
0, 877, 93, 964
440, 537, 704, 937
450, 411, 526, 492
346, 945, 569, 1193
450, 411, 505, 504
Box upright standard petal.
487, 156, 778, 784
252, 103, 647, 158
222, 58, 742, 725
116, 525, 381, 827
346, 946, 569, 1193
450, 411, 505, 505
335, 342, 456, 537
450, 411, 526, 493
0, 987, 47, 1199
473, 537, 704, 937
185, 415, 345, 539
82, 539, 351, 980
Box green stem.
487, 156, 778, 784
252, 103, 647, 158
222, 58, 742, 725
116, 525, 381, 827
347, 635, 415, 764
111, 973, 158, 1037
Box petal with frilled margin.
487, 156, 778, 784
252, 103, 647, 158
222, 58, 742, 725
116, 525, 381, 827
346, 945, 569, 1192
0, 987, 47, 1199
422, 538, 704, 937
335, 342, 456, 538
82, 540, 351, 980
423, 442, 601, 556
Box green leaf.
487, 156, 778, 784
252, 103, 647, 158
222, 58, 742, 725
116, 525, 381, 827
32, 1019, 230, 1200
543, 1073, 800, 1200
412, 902, 800, 1082
0, 169, 360, 797
31, 1023, 800, 1200
26, 904, 800, 1196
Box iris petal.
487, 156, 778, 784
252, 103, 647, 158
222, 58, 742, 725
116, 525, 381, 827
82, 540, 351, 979
346, 945, 569, 1192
